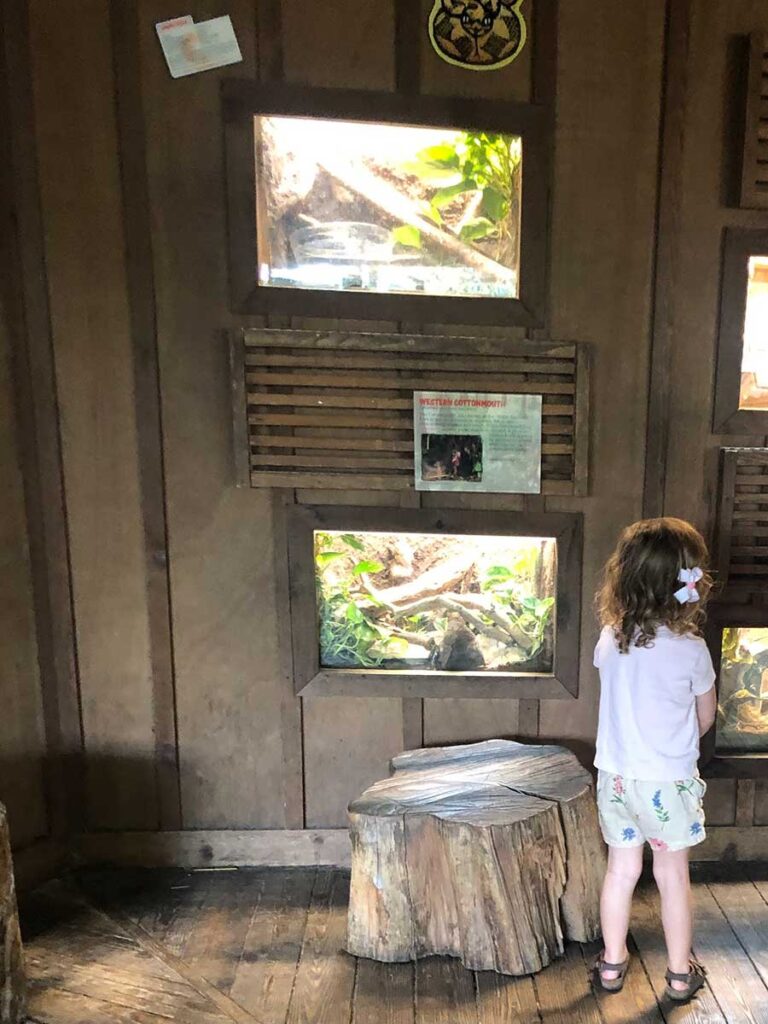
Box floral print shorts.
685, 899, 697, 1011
596, 771, 707, 851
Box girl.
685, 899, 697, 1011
591, 518, 717, 1003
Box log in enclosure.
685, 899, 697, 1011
347, 739, 605, 975
0, 804, 25, 1024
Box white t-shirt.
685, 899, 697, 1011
594, 624, 715, 781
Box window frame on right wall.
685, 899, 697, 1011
702, 603, 768, 777
713, 227, 768, 434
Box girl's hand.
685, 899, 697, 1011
695, 686, 717, 737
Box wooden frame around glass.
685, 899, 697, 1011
713, 228, 768, 434
222, 81, 551, 327
283, 504, 582, 699
702, 603, 768, 777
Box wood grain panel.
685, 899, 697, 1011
663, 1, 768, 530
422, 700, 520, 744
540, 0, 666, 750
0, 0, 50, 850
740, 32, 768, 209
110, 0, 181, 830
0, 248, 48, 850
282, 0, 396, 90
1, 0, 83, 840
704, 778, 738, 826
139, 0, 300, 828
303, 698, 406, 827
29, 0, 157, 830
755, 781, 768, 824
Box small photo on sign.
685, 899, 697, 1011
421, 434, 483, 484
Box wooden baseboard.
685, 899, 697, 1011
54, 826, 768, 872
13, 838, 69, 891
76, 829, 352, 869
692, 826, 768, 862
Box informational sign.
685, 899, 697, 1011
156, 14, 242, 78
414, 391, 541, 493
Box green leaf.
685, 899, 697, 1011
316, 551, 345, 565
402, 161, 463, 186
341, 533, 365, 551
458, 217, 497, 242
481, 186, 507, 222
415, 143, 461, 167
352, 560, 385, 576
421, 204, 443, 227
486, 565, 514, 581
391, 225, 422, 249
345, 602, 363, 623
431, 179, 476, 208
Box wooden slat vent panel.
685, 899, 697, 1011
740, 33, 768, 209
718, 448, 768, 591
233, 329, 590, 495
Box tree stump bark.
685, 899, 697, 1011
0, 804, 25, 1024
347, 739, 605, 976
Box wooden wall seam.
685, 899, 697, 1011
643, 0, 691, 518
395, 0, 421, 95
1, 0, 85, 839
109, 0, 182, 832
256, 0, 284, 83
271, 488, 305, 829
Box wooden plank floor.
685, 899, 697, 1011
17, 865, 768, 1024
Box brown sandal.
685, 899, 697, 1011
592, 951, 630, 993
664, 959, 707, 1002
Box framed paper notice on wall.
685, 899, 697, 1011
414, 391, 542, 493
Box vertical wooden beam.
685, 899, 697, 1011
735, 779, 756, 827
229, 332, 251, 488
517, 700, 540, 739
643, 0, 692, 518
531, 0, 559, 108
402, 699, 424, 750
394, 0, 421, 96
109, 0, 182, 830
272, 489, 305, 828
0, 0, 84, 837
256, 0, 284, 83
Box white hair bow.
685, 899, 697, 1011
674, 566, 703, 604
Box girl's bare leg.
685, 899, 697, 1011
599, 845, 643, 979
652, 847, 692, 992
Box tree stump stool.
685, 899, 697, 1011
0, 804, 25, 1023
347, 739, 605, 976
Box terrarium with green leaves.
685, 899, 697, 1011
716, 627, 768, 753
314, 531, 555, 673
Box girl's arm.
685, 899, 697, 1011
696, 687, 717, 737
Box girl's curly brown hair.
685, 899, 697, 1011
596, 517, 713, 653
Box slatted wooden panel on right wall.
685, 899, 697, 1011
741, 32, 768, 209
717, 447, 768, 591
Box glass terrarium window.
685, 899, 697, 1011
739, 255, 768, 411
314, 531, 555, 673
716, 627, 768, 753
254, 116, 522, 300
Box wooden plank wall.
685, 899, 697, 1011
655, 0, 768, 528
0, 0, 58, 858
1, 0, 682, 845
645, 0, 768, 835
0, 216, 48, 852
